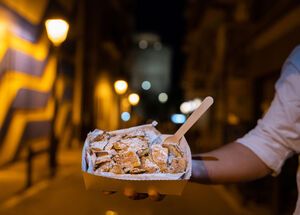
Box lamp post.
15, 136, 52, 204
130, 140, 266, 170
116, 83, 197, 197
114, 80, 128, 128
45, 18, 69, 177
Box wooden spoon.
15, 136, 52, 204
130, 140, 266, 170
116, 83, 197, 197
163, 96, 214, 145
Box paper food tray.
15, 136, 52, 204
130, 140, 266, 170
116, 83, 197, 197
82, 124, 192, 195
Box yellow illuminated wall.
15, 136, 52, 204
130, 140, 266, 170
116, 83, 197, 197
0, 0, 73, 165
95, 72, 119, 130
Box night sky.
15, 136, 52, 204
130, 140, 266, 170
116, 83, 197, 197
134, 0, 186, 106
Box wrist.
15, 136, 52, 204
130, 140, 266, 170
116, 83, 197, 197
191, 159, 211, 184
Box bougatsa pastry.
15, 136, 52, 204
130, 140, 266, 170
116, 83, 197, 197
84, 124, 187, 175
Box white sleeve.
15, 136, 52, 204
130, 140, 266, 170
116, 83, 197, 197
237, 59, 300, 176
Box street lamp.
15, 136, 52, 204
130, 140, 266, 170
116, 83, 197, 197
128, 93, 140, 106
114, 80, 128, 95
45, 19, 69, 46
45, 17, 69, 177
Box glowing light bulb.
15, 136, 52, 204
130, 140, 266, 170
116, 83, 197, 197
128, 93, 140, 106
45, 19, 69, 46
114, 80, 128, 95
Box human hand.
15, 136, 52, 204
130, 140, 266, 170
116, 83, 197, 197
191, 154, 217, 184
102, 188, 165, 201
123, 187, 165, 201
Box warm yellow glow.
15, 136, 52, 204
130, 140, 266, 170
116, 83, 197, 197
2, 0, 48, 24
105, 210, 118, 215
96, 74, 118, 130
55, 75, 65, 100
121, 97, 130, 111
0, 30, 49, 62
0, 98, 54, 165
0, 56, 56, 129
45, 19, 69, 46
114, 80, 128, 95
0, 20, 9, 61
227, 113, 240, 125
0, 56, 57, 165
10, 33, 49, 60
128, 93, 140, 106
55, 101, 71, 138
0, 21, 8, 39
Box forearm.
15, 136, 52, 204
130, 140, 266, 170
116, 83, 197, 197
191, 142, 272, 184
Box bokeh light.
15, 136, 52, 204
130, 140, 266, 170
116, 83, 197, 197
114, 80, 128, 95
180, 98, 202, 114
138, 40, 148, 49
105, 210, 118, 215
141, 81, 151, 90
128, 93, 140, 106
171, 114, 186, 124
45, 19, 69, 46
121, 112, 131, 121
180, 102, 190, 114
158, 92, 168, 103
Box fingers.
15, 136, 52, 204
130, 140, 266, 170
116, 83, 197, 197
123, 187, 136, 198
131, 193, 149, 200
148, 189, 165, 201
123, 187, 148, 200
102, 191, 116, 195
123, 187, 165, 201
102, 188, 165, 201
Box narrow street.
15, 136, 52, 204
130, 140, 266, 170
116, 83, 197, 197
0, 149, 263, 215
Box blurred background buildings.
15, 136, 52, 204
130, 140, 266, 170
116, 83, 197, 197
0, 0, 300, 214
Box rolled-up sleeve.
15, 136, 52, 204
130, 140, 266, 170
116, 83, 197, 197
237, 58, 300, 176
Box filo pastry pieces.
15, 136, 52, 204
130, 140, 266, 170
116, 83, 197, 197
83, 124, 187, 176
